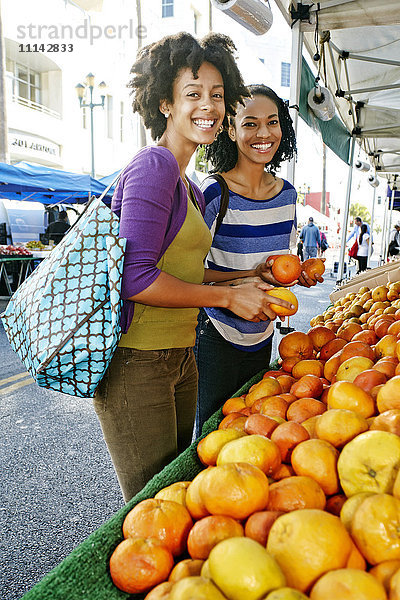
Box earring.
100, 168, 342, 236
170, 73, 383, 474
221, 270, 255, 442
164, 112, 169, 118
215, 125, 223, 139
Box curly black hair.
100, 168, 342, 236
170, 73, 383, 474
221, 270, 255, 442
205, 84, 297, 175
128, 32, 249, 140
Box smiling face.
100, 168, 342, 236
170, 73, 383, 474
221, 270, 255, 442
229, 94, 283, 166
160, 61, 225, 150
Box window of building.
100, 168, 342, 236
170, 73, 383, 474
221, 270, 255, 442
107, 95, 113, 138
281, 62, 290, 87
162, 0, 173, 18
13, 64, 41, 104
120, 101, 124, 143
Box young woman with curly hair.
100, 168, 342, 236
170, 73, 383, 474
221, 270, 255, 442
194, 85, 320, 437
93, 37, 292, 501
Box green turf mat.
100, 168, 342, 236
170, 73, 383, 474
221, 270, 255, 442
21, 366, 270, 600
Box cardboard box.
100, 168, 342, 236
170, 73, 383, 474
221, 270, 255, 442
329, 260, 400, 303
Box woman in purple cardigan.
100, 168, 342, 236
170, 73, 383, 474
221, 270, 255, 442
94, 32, 293, 501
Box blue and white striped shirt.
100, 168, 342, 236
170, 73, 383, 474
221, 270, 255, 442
203, 178, 297, 351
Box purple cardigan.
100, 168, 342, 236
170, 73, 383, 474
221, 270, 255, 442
112, 146, 205, 333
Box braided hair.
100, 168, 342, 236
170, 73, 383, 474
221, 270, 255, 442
128, 32, 249, 140
205, 84, 297, 174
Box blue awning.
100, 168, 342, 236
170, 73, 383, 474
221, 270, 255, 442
0, 161, 115, 204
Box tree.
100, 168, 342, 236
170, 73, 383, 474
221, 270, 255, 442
349, 203, 371, 224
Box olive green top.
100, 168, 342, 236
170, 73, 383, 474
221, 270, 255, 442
119, 196, 212, 350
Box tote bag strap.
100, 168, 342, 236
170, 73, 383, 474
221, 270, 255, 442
72, 162, 130, 228
201, 173, 230, 238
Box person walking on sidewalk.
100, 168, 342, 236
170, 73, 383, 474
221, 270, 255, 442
356, 223, 370, 273
300, 217, 321, 260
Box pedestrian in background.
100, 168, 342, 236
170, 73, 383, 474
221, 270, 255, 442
388, 221, 400, 258
300, 216, 321, 260
45, 210, 70, 245
297, 236, 304, 261
320, 230, 329, 256
356, 223, 370, 273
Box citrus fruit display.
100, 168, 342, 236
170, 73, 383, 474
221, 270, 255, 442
108, 280, 400, 598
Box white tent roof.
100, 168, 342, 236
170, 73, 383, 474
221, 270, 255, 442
273, 0, 400, 179
296, 203, 332, 228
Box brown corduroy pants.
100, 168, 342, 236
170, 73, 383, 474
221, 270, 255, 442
93, 346, 198, 502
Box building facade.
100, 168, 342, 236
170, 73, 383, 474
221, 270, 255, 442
1, 0, 292, 177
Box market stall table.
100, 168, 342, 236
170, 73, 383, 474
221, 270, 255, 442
0, 255, 35, 297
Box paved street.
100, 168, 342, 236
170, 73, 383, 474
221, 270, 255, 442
0, 255, 342, 599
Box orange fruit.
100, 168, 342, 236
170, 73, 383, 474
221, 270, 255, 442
351, 493, 400, 564
201, 462, 270, 520
259, 396, 289, 420
267, 288, 298, 317
290, 375, 324, 399
144, 581, 174, 599
186, 469, 210, 520
340, 492, 377, 531
291, 439, 340, 495
245, 377, 283, 407
315, 408, 369, 448
267, 509, 353, 592
286, 398, 326, 423
154, 481, 191, 506
222, 397, 247, 415
122, 499, 193, 557
302, 257, 325, 280
244, 510, 284, 546
270, 421, 310, 462
309, 568, 386, 599
168, 558, 204, 582
307, 326, 336, 352
337, 430, 400, 497
292, 359, 324, 379
110, 537, 173, 594
327, 381, 375, 418
208, 537, 286, 600
216, 434, 281, 476
279, 331, 314, 361
196, 429, 244, 466
369, 559, 400, 593
244, 413, 280, 437
168, 576, 227, 599
271, 254, 302, 284
267, 476, 326, 512
187, 515, 243, 560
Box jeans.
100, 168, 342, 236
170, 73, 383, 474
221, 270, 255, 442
93, 346, 198, 502
304, 246, 318, 260
193, 308, 272, 439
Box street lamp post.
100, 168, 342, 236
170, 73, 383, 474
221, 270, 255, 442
75, 73, 107, 178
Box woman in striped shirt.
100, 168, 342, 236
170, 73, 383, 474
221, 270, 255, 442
194, 85, 312, 437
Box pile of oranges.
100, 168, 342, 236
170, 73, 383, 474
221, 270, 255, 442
109, 280, 400, 600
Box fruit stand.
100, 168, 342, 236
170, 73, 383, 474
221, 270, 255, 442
19, 266, 400, 600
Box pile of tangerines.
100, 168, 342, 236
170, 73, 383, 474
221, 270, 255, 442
109, 279, 400, 600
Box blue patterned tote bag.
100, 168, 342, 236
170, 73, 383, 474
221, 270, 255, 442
1, 188, 126, 398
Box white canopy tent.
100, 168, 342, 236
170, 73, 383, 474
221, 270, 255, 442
272, 0, 400, 281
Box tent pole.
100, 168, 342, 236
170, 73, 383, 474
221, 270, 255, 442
380, 196, 389, 266
384, 187, 396, 262
367, 185, 376, 269
337, 136, 355, 283
287, 20, 303, 186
